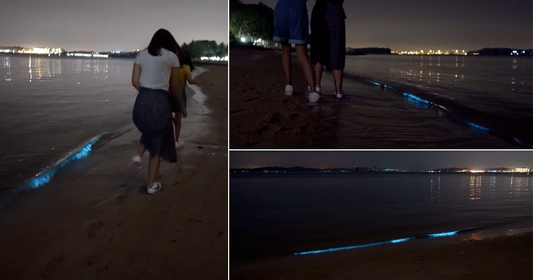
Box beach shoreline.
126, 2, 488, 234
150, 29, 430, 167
231, 231, 532, 280
229, 47, 519, 149
0, 65, 228, 279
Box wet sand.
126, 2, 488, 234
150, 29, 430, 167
230, 47, 328, 149
231, 232, 532, 280
0, 65, 228, 279
229, 47, 517, 149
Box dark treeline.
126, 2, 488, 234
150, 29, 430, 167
355, 47, 392, 54
230, 0, 274, 45
101, 40, 228, 59
181, 40, 228, 59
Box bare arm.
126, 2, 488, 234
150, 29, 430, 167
131, 63, 141, 91
170, 67, 187, 118
186, 73, 195, 85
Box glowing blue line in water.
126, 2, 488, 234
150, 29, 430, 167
427, 230, 459, 238
26, 137, 100, 189
372, 81, 381, 87
294, 229, 464, 256
294, 237, 413, 255
403, 93, 430, 104
466, 122, 490, 131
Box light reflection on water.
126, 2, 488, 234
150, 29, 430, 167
0, 55, 111, 83
0, 55, 133, 190
346, 55, 532, 116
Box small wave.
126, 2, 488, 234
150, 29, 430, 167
189, 67, 212, 114
0, 135, 101, 209
293, 227, 478, 255
344, 73, 532, 148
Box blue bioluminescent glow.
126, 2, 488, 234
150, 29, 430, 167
293, 229, 466, 256
513, 138, 533, 148
466, 122, 490, 131
26, 136, 100, 189
427, 231, 459, 238
403, 93, 430, 104
372, 81, 381, 87
294, 237, 414, 255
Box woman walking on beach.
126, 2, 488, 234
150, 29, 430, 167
171, 50, 195, 149
311, 0, 346, 98
131, 28, 187, 194
273, 0, 320, 102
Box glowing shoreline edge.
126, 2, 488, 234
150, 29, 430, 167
401, 92, 492, 132
376, 83, 531, 147
293, 230, 460, 255
373, 81, 494, 133
25, 136, 101, 189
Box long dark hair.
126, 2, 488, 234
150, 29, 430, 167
147, 28, 180, 56
178, 50, 194, 71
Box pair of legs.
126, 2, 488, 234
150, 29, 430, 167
274, 0, 317, 99
314, 63, 343, 93
132, 88, 178, 191
135, 144, 160, 186
311, 3, 346, 95
134, 113, 181, 187
173, 113, 182, 145
281, 42, 316, 92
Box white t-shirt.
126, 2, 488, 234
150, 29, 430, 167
134, 48, 180, 91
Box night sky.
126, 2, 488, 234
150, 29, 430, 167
0, 0, 228, 51
230, 151, 533, 170
240, 0, 532, 51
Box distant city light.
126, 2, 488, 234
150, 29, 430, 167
200, 56, 228, 61
240, 37, 246, 42
66, 53, 109, 58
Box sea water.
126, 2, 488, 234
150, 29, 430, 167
315, 55, 532, 148
230, 173, 532, 262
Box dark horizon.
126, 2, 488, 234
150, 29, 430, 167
0, 38, 228, 53
238, 0, 533, 51
230, 151, 533, 170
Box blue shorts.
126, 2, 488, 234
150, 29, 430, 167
273, 0, 309, 44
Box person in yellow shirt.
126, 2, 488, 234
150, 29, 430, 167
170, 51, 195, 148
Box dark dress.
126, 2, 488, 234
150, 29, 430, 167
310, 0, 330, 69
311, 0, 347, 71
132, 87, 177, 163
325, 2, 346, 70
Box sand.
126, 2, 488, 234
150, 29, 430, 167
231, 232, 532, 280
230, 47, 330, 149
0, 65, 228, 280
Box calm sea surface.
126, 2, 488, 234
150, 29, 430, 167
0, 55, 136, 193
230, 173, 533, 262
333, 55, 532, 147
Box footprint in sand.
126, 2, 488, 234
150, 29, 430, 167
41, 255, 64, 278
87, 221, 102, 238
115, 193, 128, 205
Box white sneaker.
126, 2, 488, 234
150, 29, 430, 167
315, 85, 321, 93
175, 141, 184, 149
147, 182, 161, 195
285, 85, 294, 96
308, 92, 320, 102
130, 155, 141, 165
336, 91, 345, 99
